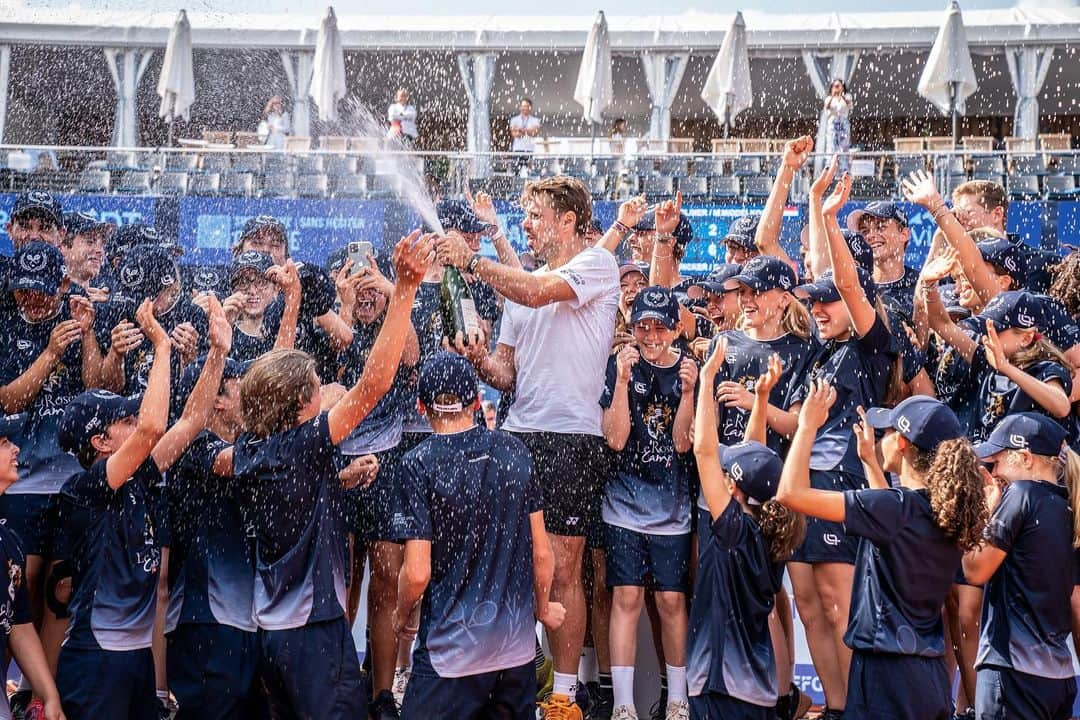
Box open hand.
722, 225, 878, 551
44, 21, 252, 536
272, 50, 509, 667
798, 377, 837, 430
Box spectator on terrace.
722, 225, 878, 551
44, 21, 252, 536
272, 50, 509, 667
259, 96, 290, 150
387, 88, 419, 146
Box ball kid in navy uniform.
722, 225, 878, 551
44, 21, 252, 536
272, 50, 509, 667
225, 251, 282, 363
0, 414, 65, 720
208, 232, 433, 719
391, 352, 564, 720
0, 243, 102, 683
790, 171, 899, 718
59, 211, 114, 301
55, 296, 230, 720
777, 385, 988, 720
687, 338, 804, 720
963, 413, 1080, 720
599, 286, 696, 720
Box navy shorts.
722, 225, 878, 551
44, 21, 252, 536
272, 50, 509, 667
844, 649, 951, 720
790, 469, 860, 565
0, 493, 60, 556
975, 665, 1076, 720
58, 646, 156, 720
258, 617, 367, 720
512, 432, 610, 538
689, 692, 775, 720
604, 524, 691, 592
342, 445, 405, 543
400, 648, 535, 720
167, 623, 264, 720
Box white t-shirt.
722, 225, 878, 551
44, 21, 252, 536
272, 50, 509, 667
510, 114, 541, 152
499, 247, 619, 435
388, 102, 418, 139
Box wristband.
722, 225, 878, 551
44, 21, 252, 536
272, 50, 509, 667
614, 220, 634, 236
466, 254, 483, 274
655, 233, 675, 245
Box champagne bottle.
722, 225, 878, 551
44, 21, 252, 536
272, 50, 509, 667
439, 266, 480, 345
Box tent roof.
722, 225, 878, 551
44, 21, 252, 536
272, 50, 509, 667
1, 6, 1078, 52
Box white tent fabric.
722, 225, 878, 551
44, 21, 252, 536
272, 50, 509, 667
280, 50, 313, 139
701, 11, 752, 128
641, 52, 689, 141
918, 0, 979, 116
802, 50, 861, 172
0, 45, 10, 145
1005, 46, 1055, 140
309, 6, 347, 123
457, 52, 498, 175
573, 11, 612, 125
104, 47, 154, 147
157, 10, 195, 123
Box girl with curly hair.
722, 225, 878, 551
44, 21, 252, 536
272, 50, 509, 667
776, 381, 987, 720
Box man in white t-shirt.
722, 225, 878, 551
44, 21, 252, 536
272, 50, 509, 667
388, 87, 419, 144
509, 98, 542, 153
435, 175, 618, 719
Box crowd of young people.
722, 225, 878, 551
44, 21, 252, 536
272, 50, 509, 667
0, 131, 1078, 720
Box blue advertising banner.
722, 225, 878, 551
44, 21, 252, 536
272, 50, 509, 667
0, 192, 155, 256
176, 196, 386, 265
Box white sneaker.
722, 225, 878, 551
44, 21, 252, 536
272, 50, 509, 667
612, 705, 639, 720
665, 699, 689, 720
392, 666, 411, 705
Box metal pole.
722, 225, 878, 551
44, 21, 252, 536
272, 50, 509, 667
949, 81, 959, 145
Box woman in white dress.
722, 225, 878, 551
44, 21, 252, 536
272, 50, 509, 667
823, 79, 852, 171
259, 95, 291, 150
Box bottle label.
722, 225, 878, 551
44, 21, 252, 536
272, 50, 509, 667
460, 297, 480, 335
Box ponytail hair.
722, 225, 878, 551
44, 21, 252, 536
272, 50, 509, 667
915, 438, 988, 552
781, 297, 812, 340
754, 500, 806, 563
1009, 335, 1075, 374
1058, 447, 1080, 549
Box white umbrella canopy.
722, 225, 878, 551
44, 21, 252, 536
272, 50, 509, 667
573, 10, 613, 125
918, 0, 978, 117
156, 9, 194, 123
310, 6, 347, 123
701, 11, 752, 132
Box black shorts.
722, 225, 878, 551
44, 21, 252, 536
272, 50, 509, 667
401, 648, 534, 720
976, 665, 1076, 720
342, 444, 406, 544
845, 649, 951, 720
58, 646, 156, 720
511, 432, 609, 538
167, 623, 265, 720
0, 493, 61, 557
790, 468, 860, 565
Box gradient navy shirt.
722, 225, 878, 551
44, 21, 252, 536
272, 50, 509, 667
61, 457, 162, 651
978, 480, 1074, 679
392, 426, 541, 678
337, 318, 411, 456
843, 487, 959, 657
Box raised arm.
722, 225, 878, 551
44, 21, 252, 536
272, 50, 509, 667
805, 156, 839, 280
821, 173, 877, 337
694, 339, 731, 521
467, 189, 523, 270
853, 406, 889, 489
595, 195, 648, 254
72, 295, 104, 391
744, 353, 782, 444
774, 379, 846, 522
982, 321, 1071, 418
269, 261, 301, 351
649, 193, 683, 289
672, 355, 697, 454
754, 137, 810, 274
601, 346, 637, 452
105, 300, 170, 490
328, 232, 434, 445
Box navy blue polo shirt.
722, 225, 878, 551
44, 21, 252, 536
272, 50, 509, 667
233, 413, 349, 630
843, 487, 959, 657
391, 426, 541, 678
0, 522, 32, 693
599, 353, 693, 535
977, 480, 1074, 678
166, 431, 255, 633
337, 318, 411, 456
60, 457, 163, 651
0, 304, 85, 494
687, 500, 784, 707
876, 266, 920, 321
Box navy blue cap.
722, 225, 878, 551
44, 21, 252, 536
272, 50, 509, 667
115, 245, 180, 300
634, 213, 694, 247
188, 265, 227, 295
619, 262, 649, 280
12, 191, 63, 227
842, 230, 875, 275
977, 290, 1045, 332
724, 255, 796, 293
173, 355, 251, 418
327, 247, 348, 274
720, 441, 783, 503
694, 264, 742, 295
723, 214, 761, 249
63, 211, 114, 238
58, 390, 142, 455
794, 267, 877, 305
865, 396, 964, 452
974, 412, 1068, 459
630, 286, 681, 328
240, 215, 287, 241
9, 242, 67, 295
938, 284, 970, 319
418, 351, 479, 411
107, 224, 180, 261
977, 238, 1025, 282
846, 201, 908, 232
230, 251, 274, 286
436, 200, 493, 235
0, 414, 27, 439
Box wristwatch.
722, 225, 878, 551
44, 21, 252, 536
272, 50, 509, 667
466, 254, 483, 274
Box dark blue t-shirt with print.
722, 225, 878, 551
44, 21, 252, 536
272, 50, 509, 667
0, 522, 31, 691
337, 318, 411, 456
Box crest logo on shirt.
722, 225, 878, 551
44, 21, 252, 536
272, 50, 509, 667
15, 340, 31, 352
19, 250, 47, 273
160, 271, 176, 287
633, 381, 648, 395
1008, 434, 1028, 448
896, 415, 911, 433
195, 269, 221, 288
